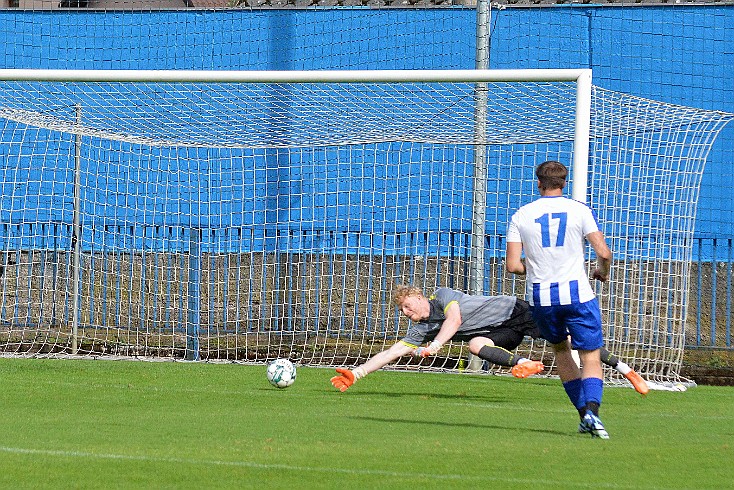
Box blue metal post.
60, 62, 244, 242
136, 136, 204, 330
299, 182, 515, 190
186, 227, 201, 361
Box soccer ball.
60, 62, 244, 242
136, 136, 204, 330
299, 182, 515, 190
266, 358, 296, 389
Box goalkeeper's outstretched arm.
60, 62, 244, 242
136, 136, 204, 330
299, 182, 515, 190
330, 342, 414, 392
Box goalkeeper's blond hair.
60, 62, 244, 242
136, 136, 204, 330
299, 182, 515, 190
392, 285, 424, 306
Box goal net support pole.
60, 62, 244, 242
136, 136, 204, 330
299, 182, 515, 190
470, 0, 491, 297
72, 103, 82, 355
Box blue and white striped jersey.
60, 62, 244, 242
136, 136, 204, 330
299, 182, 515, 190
507, 196, 601, 306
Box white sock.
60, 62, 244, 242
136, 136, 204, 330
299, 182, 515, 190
616, 361, 632, 375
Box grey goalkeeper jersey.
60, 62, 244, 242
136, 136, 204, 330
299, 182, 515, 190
400, 287, 518, 347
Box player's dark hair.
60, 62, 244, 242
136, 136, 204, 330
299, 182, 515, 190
536, 160, 568, 191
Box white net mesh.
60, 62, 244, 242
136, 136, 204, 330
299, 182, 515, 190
0, 79, 579, 147
0, 73, 730, 387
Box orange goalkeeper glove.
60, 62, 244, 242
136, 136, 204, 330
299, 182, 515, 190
330, 368, 356, 392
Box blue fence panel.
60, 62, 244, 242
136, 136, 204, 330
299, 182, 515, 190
693, 237, 733, 349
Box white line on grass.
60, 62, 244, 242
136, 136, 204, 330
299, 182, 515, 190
0, 446, 665, 489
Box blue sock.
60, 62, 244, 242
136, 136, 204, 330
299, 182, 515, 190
582, 377, 604, 412
563, 378, 586, 412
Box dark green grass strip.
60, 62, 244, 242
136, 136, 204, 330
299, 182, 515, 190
0, 358, 731, 489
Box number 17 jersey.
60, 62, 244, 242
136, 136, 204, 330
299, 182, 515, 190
507, 196, 601, 307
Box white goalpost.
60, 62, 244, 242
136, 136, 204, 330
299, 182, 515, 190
0, 68, 730, 388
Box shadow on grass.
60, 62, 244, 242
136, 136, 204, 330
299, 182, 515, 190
340, 387, 543, 402
352, 415, 574, 437
350, 391, 512, 402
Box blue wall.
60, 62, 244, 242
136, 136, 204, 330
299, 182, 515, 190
1, 6, 732, 241
0, 9, 475, 71
487, 6, 734, 239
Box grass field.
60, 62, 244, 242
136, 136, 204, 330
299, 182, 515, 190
0, 358, 732, 489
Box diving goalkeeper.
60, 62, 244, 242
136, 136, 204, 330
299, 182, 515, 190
330, 285, 546, 392
330, 285, 649, 395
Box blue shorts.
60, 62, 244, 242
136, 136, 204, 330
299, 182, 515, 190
530, 298, 603, 351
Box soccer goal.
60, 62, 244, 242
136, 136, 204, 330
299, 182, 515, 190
0, 68, 730, 388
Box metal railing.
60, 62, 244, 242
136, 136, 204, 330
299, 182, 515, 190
0, 226, 731, 352
690, 237, 733, 349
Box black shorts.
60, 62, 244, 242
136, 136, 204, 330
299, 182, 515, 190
484, 299, 541, 350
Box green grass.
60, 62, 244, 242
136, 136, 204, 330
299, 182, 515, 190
0, 358, 732, 489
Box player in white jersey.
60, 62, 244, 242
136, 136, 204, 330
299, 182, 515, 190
506, 160, 613, 439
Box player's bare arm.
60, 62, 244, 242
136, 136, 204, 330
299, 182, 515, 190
432, 301, 462, 347
413, 300, 462, 358
330, 341, 414, 392
586, 230, 612, 282
505, 241, 526, 275
360, 342, 414, 375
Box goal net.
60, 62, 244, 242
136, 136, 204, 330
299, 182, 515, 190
0, 69, 730, 388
